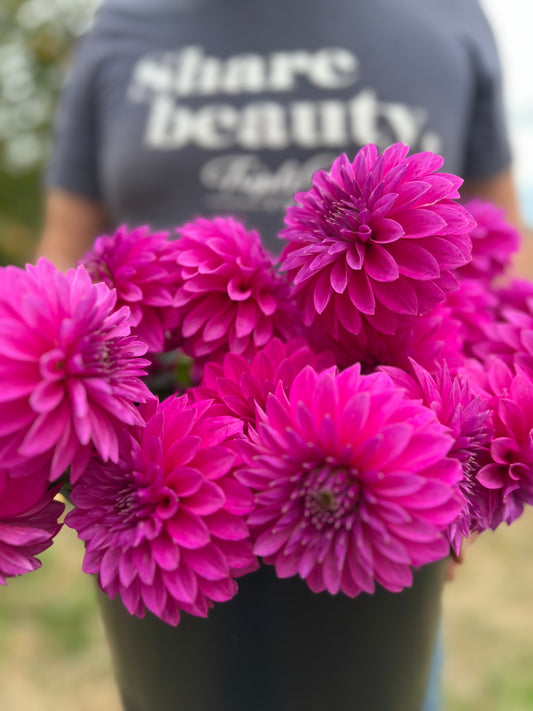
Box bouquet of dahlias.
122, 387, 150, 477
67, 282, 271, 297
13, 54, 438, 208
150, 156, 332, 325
1, 142, 529, 626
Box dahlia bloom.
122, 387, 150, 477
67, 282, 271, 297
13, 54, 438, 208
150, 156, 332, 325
307, 301, 464, 374
382, 361, 492, 554
0, 471, 63, 584
81, 225, 183, 353
0, 259, 151, 482
193, 337, 334, 430
444, 278, 497, 361
470, 280, 533, 377
66, 396, 257, 626
459, 199, 520, 282
174, 217, 300, 362
280, 143, 474, 336
470, 358, 533, 530
237, 365, 464, 597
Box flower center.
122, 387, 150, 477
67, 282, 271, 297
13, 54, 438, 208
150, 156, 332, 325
300, 465, 359, 530
116, 482, 179, 524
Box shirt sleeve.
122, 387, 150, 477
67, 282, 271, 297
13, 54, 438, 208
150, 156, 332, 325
461, 0, 512, 180
45, 30, 102, 200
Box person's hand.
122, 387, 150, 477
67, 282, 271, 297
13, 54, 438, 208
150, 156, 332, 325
446, 532, 479, 581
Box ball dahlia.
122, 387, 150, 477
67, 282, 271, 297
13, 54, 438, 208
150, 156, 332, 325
193, 337, 333, 430
459, 198, 520, 283
0, 471, 63, 584
0, 259, 151, 482
382, 361, 492, 554
237, 364, 464, 597
174, 217, 300, 362
66, 396, 257, 626
280, 142, 474, 336
307, 301, 463, 374
471, 358, 533, 530
81, 225, 183, 353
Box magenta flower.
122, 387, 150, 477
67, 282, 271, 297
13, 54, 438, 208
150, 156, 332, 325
174, 217, 300, 362
459, 199, 520, 282
0, 259, 151, 482
468, 280, 533, 377
66, 396, 257, 626
237, 365, 464, 597
471, 358, 533, 530
382, 361, 492, 554
81, 225, 183, 353
444, 278, 497, 361
307, 301, 463, 374
0, 471, 63, 584
280, 143, 474, 335
193, 337, 334, 430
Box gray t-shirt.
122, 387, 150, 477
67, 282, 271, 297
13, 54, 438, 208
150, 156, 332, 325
47, 0, 511, 253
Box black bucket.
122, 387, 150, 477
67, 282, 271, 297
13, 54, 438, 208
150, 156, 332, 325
97, 559, 446, 711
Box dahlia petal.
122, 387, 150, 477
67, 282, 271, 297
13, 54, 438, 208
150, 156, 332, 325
388, 241, 441, 280
167, 510, 211, 549
330, 260, 349, 294
181, 545, 230, 581
372, 277, 418, 315
185, 481, 226, 515
197, 577, 238, 603
205, 511, 249, 541
254, 528, 291, 556
151, 534, 181, 571
371, 218, 404, 244
313, 271, 334, 315
477, 463, 507, 490
394, 208, 446, 239
163, 565, 198, 604
142, 575, 168, 616
363, 244, 400, 282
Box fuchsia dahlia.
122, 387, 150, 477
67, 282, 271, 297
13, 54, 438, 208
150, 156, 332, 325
470, 279, 533, 377
0, 471, 63, 584
469, 357, 533, 530
174, 217, 300, 362
193, 337, 333, 430
307, 301, 463, 374
81, 225, 183, 353
66, 396, 257, 626
237, 365, 464, 597
280, 143, 474, 336
0, 259, 151, 482
459, 199, 520, 282
382, 361, 492, 554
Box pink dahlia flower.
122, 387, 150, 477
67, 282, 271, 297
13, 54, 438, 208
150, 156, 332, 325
471, 358, 533, 530
0, 259, 151, 482
307, 301, 463, 374
459, 199, 520, 282
174, 217, 300, 362
66, 396, 257, 626
237, 364, 464, 597
280, 143, 474, 335
193, 337, 334, 430
81, 225, 183, 353
470, 280, 533, 377
444, 278, 497, 361
382, 361, 492, 554
0, 471, 63, 584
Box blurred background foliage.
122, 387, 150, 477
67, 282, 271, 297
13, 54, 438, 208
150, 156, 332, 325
0, 0, 99, 266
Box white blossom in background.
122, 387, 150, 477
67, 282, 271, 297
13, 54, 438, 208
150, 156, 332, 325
0, 0, 101, 173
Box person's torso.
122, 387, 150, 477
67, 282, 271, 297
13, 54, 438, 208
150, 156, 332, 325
88, 0, 485, 253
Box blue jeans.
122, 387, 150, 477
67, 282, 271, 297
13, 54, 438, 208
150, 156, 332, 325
420, 626, 443, 711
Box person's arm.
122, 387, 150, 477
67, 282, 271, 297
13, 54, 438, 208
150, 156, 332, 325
462, 167, 533, 278
37, 189, 111, 271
